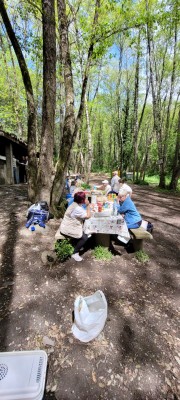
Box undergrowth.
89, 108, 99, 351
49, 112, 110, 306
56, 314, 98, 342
55, 239, 74, 261
92, 246, 113, 261
135, 250, 150, 263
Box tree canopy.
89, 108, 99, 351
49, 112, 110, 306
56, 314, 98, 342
0, 0, 179, 207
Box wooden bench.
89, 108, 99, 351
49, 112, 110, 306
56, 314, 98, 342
129, 227, 153, 251
55, 228, 111, 249
54, 226, 153, 252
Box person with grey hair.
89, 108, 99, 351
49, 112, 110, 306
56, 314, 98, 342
116, 188, 142, 229
110, 171, 120, 194
118, 178, 132, 197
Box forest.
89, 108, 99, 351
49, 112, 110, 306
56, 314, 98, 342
0, 0, 179, 211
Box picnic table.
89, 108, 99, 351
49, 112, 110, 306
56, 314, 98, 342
84, 215, 130, 247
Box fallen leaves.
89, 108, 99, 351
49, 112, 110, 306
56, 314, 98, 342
92, 370, 97, 383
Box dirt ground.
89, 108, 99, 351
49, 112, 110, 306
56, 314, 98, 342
0, 175, 179, 400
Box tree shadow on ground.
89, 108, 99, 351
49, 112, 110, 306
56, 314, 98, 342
0, 183, 179, 400
0, 208, 18, 350
43, 391, 57, 399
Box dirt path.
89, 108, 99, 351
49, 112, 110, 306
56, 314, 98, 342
0, 179, 179, 400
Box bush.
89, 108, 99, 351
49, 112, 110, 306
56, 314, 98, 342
92, 246, 113, 261
55, 239, 74, 262
134, 179, 149, 185
81, 182, 91, 190
135, 250, 150, 263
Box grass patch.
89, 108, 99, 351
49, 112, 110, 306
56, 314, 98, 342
135, 250, 150, 263
81, 182, 91, 190
55, 239, 74, 262
134, 179, 149, 185
92, 246, 113, 261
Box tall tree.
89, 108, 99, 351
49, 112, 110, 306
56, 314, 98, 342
36, 0, 56, 203
51, 0, 101, 212
132, 29, 140, 181
146, 0, 179, 188
0, 0, 37, 201
169, 110, 180, 190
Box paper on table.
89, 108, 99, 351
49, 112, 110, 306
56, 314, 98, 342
84, 216, 130, 239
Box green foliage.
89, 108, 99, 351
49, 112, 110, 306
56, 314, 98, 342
134, 179, 149, 185
81, 182, 91, 190
55, 239, 74, 262
145, 175, 160, 185
1, 0, 179, 190
135, 250, 150, 263
92, 246, 113, 261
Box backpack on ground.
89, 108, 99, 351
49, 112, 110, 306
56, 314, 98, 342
26, 201, 49, 228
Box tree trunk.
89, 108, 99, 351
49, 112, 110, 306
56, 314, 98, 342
132, 30, 140, 181
36, 0, 56, 203
163, 20, 177, 164
116, 39, 123, 176
146, 0, 165, 187
51, 0, 100, 212
122, 83, 130, 172
84, 93, 93, 183
51, 0, 76, 211
169, 110, 180, 190
0, 0, 37, 202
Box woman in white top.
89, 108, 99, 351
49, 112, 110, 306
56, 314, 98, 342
60, 192, 91, 262
118, 178, 132, 197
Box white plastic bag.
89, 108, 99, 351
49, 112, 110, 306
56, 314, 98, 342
72, 290, 108, 342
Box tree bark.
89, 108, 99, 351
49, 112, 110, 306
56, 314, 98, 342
84, 93, 93, 183
51, 0, 76, 211
146, 11, 165, 187
132, 30, 140, 181
36, 0, 56, 203
51, 0, 100, 212
122, 82, 130, 172
169, 110, 180, 190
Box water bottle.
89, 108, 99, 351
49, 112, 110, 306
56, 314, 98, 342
113, 200, 117, 216
25, 215, 34, 228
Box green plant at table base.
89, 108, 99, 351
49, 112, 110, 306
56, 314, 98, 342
135, 250, 150, 263
92, 246, 113, 261
55, 239, 74, 262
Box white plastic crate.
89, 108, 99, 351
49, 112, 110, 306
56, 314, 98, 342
0, 350, 48, 400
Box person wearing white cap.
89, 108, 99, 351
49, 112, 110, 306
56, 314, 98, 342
101, 180, 111, 195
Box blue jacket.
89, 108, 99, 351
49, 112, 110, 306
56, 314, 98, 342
117, 196, 141, 226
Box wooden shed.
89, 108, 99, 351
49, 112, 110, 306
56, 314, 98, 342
0, 129, 27, 184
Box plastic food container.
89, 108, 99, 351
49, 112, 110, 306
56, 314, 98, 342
0, 350, 48, 400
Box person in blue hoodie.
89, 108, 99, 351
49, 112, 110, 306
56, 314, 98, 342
117, 188, 142, 229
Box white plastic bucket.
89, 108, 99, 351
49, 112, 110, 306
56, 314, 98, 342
0, 350, 48, 400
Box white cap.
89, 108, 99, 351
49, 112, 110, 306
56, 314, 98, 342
102, 180, 109, 184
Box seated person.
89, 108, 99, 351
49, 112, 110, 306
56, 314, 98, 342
118, 178, 132, 197
60, 192, 91, 262
116, 189, 142, 229
98, 180, 111, 196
